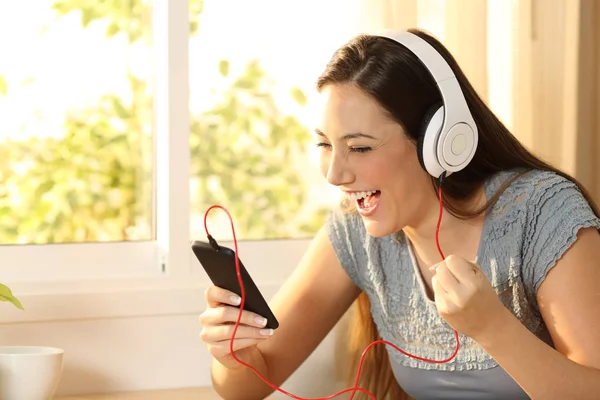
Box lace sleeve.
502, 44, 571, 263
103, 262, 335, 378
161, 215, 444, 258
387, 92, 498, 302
522, 172, 600, 299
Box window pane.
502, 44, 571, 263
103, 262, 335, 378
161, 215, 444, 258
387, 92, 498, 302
0, 1, 154, 245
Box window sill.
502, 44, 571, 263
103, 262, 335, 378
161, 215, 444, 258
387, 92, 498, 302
0, 238, 310, 324
0, 278, 206, 324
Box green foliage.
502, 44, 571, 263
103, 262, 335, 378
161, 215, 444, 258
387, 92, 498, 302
218, 59, 230, 77
290, 87, 307, 107
51, 0, 204, 43
0, 0, 328, 244
189, 0, 204, 35
0, 74, 152, 243
0, 282, 23, 310
190, 60, 319, 239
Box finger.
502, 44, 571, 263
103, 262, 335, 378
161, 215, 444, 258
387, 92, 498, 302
428, 260, 442, 273
431, 274, 447, 295
431, 276, 451, 314
205, 285, 242, 308
435, 263, 460, 293
208, 338, 268, 358
445, 255, 481, 283
200, 324, 273, 343
200, 306, 269, 328
216, 325, 274, 342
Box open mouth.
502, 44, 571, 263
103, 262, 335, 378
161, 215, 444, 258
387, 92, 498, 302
347, 190, 381, 215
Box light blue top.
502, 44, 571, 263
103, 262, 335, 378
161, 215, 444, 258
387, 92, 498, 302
326, 169, 600, 399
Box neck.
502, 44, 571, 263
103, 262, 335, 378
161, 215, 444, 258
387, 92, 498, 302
403, 187, 486, 267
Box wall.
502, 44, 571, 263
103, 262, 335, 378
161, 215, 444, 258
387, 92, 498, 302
0, 283, 349, 397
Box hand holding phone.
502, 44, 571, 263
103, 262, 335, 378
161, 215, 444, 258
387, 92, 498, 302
193, 240, 279, 368
199, 284, 276, 369
192, 240, 279, 329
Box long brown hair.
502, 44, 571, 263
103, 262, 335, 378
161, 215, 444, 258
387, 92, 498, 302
316, 28, 599, 399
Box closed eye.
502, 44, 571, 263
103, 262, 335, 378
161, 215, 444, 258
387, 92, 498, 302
316, 143, 372, 154
350, 147, 372, 153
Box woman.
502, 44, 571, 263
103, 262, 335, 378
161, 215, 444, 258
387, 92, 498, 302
198, 28, 600, 400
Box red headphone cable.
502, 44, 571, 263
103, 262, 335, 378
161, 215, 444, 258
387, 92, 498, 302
203, 176, 459, 400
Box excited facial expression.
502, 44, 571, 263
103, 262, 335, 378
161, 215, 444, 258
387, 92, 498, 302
316, 83, 433, 237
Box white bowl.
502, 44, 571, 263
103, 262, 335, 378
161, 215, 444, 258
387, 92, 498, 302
0, 346, 64, 400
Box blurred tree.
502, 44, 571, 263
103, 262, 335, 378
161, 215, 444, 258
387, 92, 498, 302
0, 75, 152, 243
190, 59, 327, 239
0, 0, 328, 244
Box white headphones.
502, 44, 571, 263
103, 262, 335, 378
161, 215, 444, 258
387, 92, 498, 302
378, 30, 478, 179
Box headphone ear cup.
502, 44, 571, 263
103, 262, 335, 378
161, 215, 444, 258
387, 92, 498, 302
417, 102, 443, 172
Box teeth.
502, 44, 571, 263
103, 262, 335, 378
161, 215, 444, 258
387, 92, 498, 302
348, 190, 378, 201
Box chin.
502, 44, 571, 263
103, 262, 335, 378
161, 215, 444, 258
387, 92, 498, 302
361, 218, 397, 238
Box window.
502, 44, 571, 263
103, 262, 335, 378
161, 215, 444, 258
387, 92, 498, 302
0, 1, 154, 245
0, 1, 162, 282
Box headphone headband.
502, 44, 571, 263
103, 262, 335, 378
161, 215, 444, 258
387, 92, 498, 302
380, 31, 456, 84
377, 30, 478, 178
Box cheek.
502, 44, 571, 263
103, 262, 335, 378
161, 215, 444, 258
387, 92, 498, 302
373, 147, 423, 192
364, 153, 405, 186
362, 158, 390, 184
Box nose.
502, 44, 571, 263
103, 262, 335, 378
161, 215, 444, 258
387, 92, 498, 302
323, 150, 353, 187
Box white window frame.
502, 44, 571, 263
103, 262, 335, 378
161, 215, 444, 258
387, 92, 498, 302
0, 0, 312, 325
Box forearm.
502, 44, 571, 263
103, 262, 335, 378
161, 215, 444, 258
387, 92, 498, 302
474, 308, 600, 399
211, 348, 275, 400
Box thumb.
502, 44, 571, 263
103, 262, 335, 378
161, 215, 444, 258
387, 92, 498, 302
428, 261, 444, 274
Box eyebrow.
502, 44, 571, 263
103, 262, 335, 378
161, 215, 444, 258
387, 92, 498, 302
314, 129, 377, 140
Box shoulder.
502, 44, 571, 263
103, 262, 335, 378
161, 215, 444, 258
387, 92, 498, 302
508, 169, 600, 290
517, 169, 586, 206
487, 169, 595, 222
324, 206, 368, 287
326, 204, 364, 236
481, 168, 599, 285
509, 169, 598, 232
325, 206, 405, 290
325, 206, 367, 255
490, 168, 600, 250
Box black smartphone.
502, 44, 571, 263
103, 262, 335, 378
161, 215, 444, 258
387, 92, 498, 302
191, 240, 279, 330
